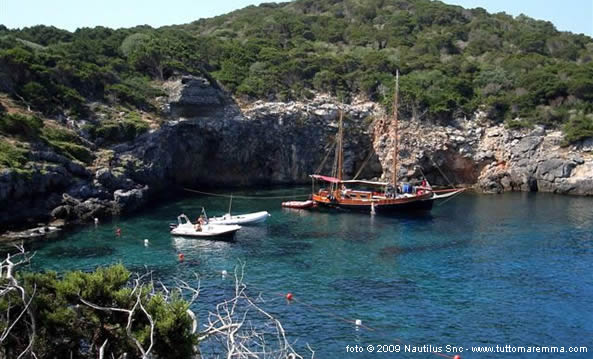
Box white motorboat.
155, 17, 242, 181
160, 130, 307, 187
208, 211, 270, 225
206, 195, 270, 225
170, 214, 241, 239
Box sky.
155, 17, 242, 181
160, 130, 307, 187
1, 0, 592, 36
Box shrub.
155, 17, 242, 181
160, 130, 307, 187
0, 141, 28, 169
563, 112, 593, 144
0, 113, 43, 138
41, 125, 80, 143
48, 140, 94, 163
105, 77, 163, 110
40, 125, 94, 163
92, 111, 149, 144
1, 264, 198, 358
504, 118, 533, 130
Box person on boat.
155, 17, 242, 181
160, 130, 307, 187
417, 179, 427, 195
386, 184, 395, 198
194, 222, 202, 232
198, 215, 205, 225
341, 184, 351, 198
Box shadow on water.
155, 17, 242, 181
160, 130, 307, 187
125, 263, 179, 279
375, 211, 435, 222
298, 230, 380, 242
46, 245, 115, 258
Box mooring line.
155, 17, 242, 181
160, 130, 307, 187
183, 188, 310, 200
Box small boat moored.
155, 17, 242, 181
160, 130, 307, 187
170, 214, 241, 239
208, 211, 270, 225
281, 200, 316, 209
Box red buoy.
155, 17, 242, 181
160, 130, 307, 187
286, 293, 293, 301
453, 355, 461, 359
116, 228, 121, 236
178, 253, 185, 262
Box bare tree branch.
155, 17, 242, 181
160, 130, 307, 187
197, 263, 307, 359
99, 339, 108, 359
0, 243, 38, 359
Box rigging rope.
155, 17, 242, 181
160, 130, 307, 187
314, 138, 336, 175
183, 188, 309, 200
352, 151, 374, 180
430, 157, 456, 189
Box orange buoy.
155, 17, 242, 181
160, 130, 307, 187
286, 293, 293, 301
453, 355, 461, 359
178, 253, 185, 262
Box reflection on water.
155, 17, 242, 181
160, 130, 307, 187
172, 236, 233, 252
14, 189, 593, 358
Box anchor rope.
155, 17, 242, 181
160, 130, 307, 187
183, 188, 310, 200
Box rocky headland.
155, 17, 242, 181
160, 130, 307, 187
1, 76, 592, 239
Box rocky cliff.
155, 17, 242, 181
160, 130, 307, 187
372, 113, 593, 196
1, 76, 592, 235
0, 76, 382, 232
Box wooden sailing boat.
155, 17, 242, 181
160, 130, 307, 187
310, 70, 464, 213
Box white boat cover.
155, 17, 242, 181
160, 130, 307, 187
208, 211, 270, 225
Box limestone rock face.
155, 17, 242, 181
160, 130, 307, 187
0, 166, 72, 227
122, 94, 382, 189
114, 186, 149, 212
370, 113, 593, 196
164, 75, 230, 118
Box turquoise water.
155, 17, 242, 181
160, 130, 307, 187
21, 189, 593, 358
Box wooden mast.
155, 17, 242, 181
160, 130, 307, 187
337, 109, 344, 182
392, 70, 399, 188
330, 107, 344, 195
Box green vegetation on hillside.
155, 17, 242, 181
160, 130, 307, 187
0, 112, 94, 166
88, 110, 150, 144
0, 140, 28, 169
1, 0, 593, 142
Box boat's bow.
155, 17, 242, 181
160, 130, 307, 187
431, 188, 466, 200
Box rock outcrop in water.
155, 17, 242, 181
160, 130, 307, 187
1, 75, 593, 236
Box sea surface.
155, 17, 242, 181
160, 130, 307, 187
17, 189, 593, 358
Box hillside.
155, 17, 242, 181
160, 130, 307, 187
1, 0, 593, 230
184, 0, 593, 126
1, 0, 592, 132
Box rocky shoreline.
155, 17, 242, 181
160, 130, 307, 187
2, 75, 592, 240
372, 113, 593, 196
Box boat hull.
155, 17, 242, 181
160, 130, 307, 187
373, 198, 433, 213
208, 211, 270, 225
282, 200, 315, 209
312, 192, 434, 214
171, 224, 241, 240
